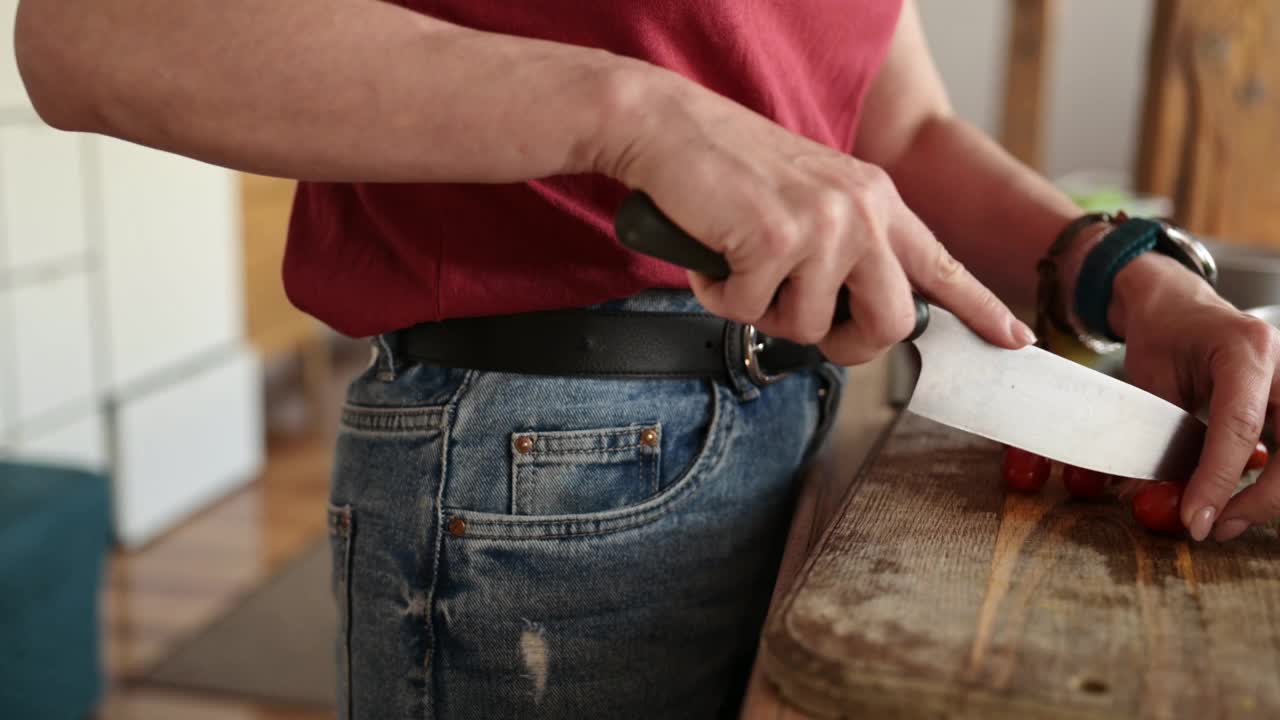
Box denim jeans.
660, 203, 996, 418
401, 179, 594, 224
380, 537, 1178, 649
328, 290, 846, 719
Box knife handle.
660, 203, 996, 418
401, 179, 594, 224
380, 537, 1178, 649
615, 190, 930, 341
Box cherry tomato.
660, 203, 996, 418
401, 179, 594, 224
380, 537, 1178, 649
1003, 446, 1050, 493
1246, 441, 1269, 472
1131, 481, 1186, 535
1062, 465, 1110, 500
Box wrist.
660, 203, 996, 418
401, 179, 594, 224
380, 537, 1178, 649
579, 56, 686, 181
1108, 251, 1221, 338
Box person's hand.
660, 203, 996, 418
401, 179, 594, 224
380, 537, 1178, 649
1111, 253, 1280, 542
595, 62, 1035, 364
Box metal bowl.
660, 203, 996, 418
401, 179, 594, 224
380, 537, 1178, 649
1247, 304, 1280, 329
1204, 239, 1280, 311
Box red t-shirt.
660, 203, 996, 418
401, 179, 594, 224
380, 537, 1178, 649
284, 1, 903, 337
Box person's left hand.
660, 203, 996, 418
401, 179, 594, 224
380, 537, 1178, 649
1112, 253, 1280, 542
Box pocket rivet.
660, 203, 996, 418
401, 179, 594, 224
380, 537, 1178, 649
447, 517, 467, 537
818, 387, 828, 399
514, 435, 535, 454
640, 428, 659, 447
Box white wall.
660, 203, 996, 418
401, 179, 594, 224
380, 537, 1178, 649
918, 0, 1154, 180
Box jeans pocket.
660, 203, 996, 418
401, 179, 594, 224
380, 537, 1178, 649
444, 381, 733, 541
510, 423, 661, 515
327, 504, 354, 719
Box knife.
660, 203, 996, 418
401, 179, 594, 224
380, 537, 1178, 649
615, 191, 1206, 481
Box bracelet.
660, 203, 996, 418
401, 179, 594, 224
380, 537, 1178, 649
1035, 212, 1122, 349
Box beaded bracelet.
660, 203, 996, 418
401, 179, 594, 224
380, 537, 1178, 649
1034, 211, 1123, 351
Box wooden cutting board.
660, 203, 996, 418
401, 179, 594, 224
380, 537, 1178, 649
758, 411, 1280, 719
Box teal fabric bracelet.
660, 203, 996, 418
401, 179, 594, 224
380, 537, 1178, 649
1073, 218, 1163, 342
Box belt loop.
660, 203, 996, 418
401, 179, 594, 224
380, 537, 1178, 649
722, 322, 761, 402
375, 333, 401, 381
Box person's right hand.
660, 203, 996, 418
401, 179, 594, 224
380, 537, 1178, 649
596, 63, 1036, 365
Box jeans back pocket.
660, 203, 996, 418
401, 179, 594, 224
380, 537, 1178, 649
510, 423, 661, 515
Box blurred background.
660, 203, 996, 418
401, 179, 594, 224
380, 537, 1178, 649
0, 0, 1275, 718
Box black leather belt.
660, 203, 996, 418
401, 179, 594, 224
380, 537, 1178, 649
394, 310, 827, 386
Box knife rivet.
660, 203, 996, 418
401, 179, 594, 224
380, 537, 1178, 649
818, 387, 828, 399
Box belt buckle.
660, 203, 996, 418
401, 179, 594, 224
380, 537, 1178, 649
742, 324, 787, 386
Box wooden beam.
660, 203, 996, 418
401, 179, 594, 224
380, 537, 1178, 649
1134, 0, 1185, 204
1136, 0, 1280, 245
1000, 0, 1058, 171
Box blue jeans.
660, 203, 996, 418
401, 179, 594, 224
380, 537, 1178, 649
328, 290, 846, 719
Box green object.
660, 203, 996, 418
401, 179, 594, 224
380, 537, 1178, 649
1065, 184, 1170, 218
0, 461, 110, 720
1070, 189, 1134, 212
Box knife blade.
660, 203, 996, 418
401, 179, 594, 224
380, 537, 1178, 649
615, 191, 1205, 481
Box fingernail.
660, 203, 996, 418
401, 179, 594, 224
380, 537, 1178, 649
1213, 518, 1251, 542
1011, 319, 1037, 346
1189, 505, 1216, 542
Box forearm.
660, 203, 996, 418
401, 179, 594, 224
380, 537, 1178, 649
884, 115, 1080, 307
15, 0, 644, 182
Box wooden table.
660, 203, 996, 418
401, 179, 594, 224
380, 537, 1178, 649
741, 361, 1280, 719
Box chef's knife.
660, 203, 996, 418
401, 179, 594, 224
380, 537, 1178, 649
615, 191, 1206, 481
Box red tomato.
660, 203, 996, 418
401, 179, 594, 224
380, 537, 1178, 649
1131, 481, 1186, 535
1246, 441, 1269, 472
1062, 465, 1110, 500
1003, 446, 1050, 493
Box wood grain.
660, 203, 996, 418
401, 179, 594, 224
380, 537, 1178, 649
758, 411, 1280, 719
1000, 0, 1058, 171
240, 172, 336, 434
1136, 0, 1280, 246
97, 686, 332, 720
240, 173, 316, 357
